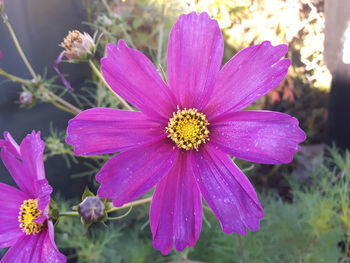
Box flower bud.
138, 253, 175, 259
79, 196, 106, 224
60, 30, 95, 61
19, 91, 33, 106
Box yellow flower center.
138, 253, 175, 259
18, 199, 44, 235
166, 108, 210, 151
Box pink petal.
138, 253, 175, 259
191, 145, 264, 235
34, 179, 53, 222
101, 40, 176, 121
19, 131, 46, 182
66, 107, 165, 155
40, 222, 66, 263
205, 41, 290, 119
0, 132, 21, 158
150, 152, 202, 255
1, 234, 39, 262
0, 183, 28, 248
97, 140, 179, 207
167, 12, 223, 110
1, 223, 65, 263
210, 111, 306, 164
0, 141, 28, 194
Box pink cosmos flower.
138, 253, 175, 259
66, 12, 306, 254
0, 131, 65, 262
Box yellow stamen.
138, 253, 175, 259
18, 199, 44, 235
166, 108, 210, 151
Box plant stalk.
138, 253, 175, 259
88, 60, 133, 111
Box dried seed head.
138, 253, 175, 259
60, 30, 95, 60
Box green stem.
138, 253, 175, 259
58, 211, 80, 217
107, 206, 132, 220
237, 235, 248, 263
1, 13, 82, 115
0, 68, 31, 86
88, 60, 133, 111
45, 89, 82, 115
106, 197, 152, 213
2, 14, 37, 79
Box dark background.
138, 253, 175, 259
0, 0, 90, 197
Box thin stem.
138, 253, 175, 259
88, 60, 133, 111
49, 99, 78, 115
45, 90, 82, 115
0, 68, 31, 86
58, 211, 80, 217
107, 206, 132, 220
237, 235, 248, 263
156, 23, 164, 67
2, 14, 37, 79
1, 14, 82, 115
107, 197, 152, 213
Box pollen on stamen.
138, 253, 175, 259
166, 108, 210, 151
18, 198, 44, 235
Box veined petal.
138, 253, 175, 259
167, 12, 224, 110
1, 224, 65, 263
97, 140, 179, 207
205, 41, 290, 119
66, 108, 165, 155
0, 234, 39, 263
210, 111, 306, 164
0, 132, 20, 158
150, 152, 202, 255
40, 222, 66, 263
191, 145, 264, 235
0, 183, 28, 248
34, 179, 53, 223
101, 40, 176, 121
0, 144, 28, 195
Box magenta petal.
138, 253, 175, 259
210, 110, 306, 164
34, 179, 53, 222
150, 152, 202, 255
0, 141, 28, 194
20, 131, 46, 181
167, 12, 223, 110
1, 234, 39, 262
66, 107, 165, 155
0, 183, 28, 248
40, 222, 66, 263
205, 41, 290, 119
1, 132, 21, 158
1, 223, 65, 263
191, 145, 264, 235
101, 40, 176, 121
97, 140, 179, 207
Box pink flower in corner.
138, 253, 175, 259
66, 12, 306, 254
0, 131, 65, 263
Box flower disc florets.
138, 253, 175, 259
18, 198, 44, 235
166, 108, 210, 151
